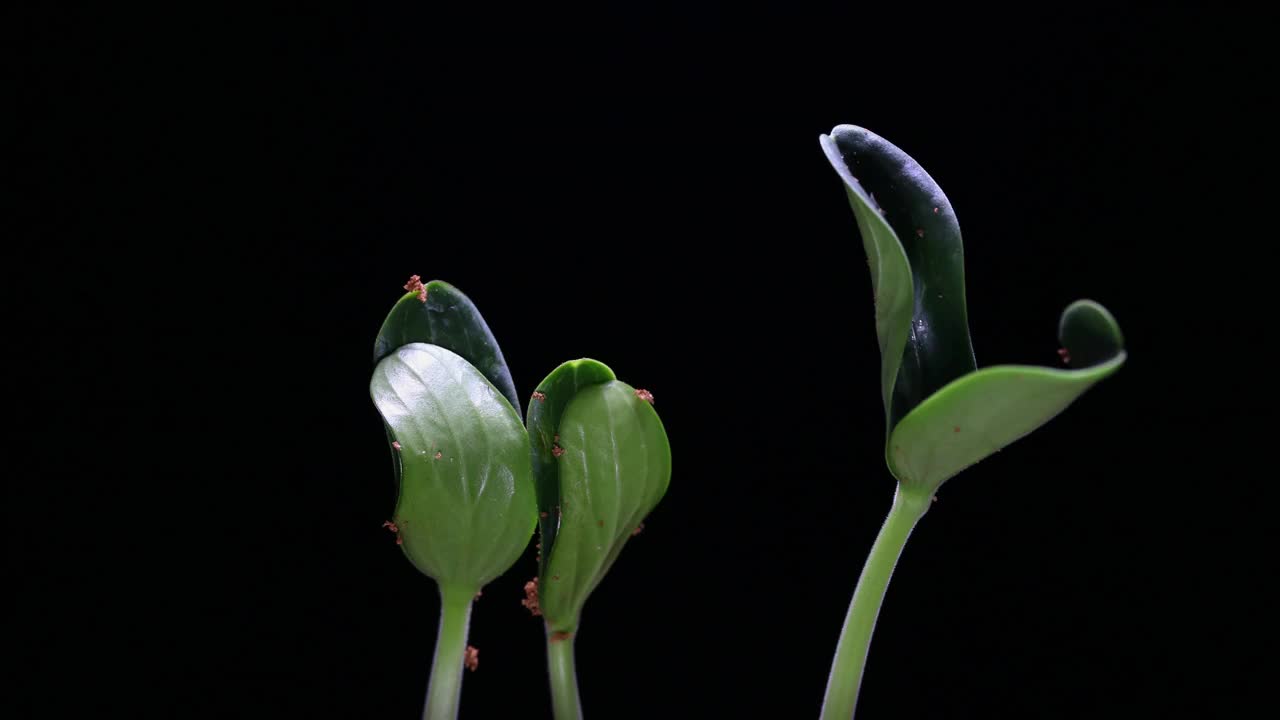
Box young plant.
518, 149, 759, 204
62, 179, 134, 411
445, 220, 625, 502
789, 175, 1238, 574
524, 360, 672, 720
816, 126, 1127, 719
369, 278, 537, 720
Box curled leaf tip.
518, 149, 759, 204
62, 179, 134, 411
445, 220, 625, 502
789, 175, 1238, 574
1058, 299, 1125, 369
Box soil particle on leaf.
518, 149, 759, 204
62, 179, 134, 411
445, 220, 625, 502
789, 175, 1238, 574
596, 520, 604, 528
464, 646, 479, 671
382, 520, 398, 533
539, 511, 549, 519
953, 426, 961, 433
522, 578, 542, 616
532, 391, 547, 402
391, 441, 401, 450
552, 445, 564, 458
1058, 347, 1071, 364
474, 589, 483, 601
632, 523, 645, 537
549, 631, 573, 643
916, 228, 925, 238
403, 275, 428, 303
634, 388, 655, 404
434, 451, 443, 460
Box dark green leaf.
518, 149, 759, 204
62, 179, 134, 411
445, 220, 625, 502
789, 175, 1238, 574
820, 125, 976, 431
373, 279, 522, 420
370, 343, 537, 589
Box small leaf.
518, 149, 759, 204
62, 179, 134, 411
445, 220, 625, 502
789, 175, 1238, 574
370, 343, 537, 588
525, 359, 618, 579
373, 279, 522, 421
537, 380, 671, 633
889, 301, 1125, 496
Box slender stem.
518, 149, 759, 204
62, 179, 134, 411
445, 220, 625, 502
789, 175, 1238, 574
422, 584, 475, 720
545, 628, 583, 720
820, 487, 930, 720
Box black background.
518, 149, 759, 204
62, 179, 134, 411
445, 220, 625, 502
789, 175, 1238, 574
13, 5, 1271, 719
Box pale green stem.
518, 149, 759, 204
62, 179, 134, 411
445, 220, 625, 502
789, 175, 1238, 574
546, 628, 583, 720
422, 584, 475, 720
820, 487, 930, 720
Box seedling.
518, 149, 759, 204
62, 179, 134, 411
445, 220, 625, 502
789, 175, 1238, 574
526, 360, 672, 720
369, 281, 536, 720
816, 125, 1126, 718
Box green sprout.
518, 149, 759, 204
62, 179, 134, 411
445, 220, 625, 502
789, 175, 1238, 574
816, 125, 1127, 719
525, 360, 672, 720
369, 278, 536, 720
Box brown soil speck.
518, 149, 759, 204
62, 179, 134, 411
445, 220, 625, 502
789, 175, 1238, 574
382, 520, 398, 533
391, 441, 401, 450
1057, 348, 1071, 364
933, 207, 939, 214
634, 388, 655, 404
596, 520, 604, 528
916, 228, 925, 238
552, 445, 564, 458
403, 275, 428, 303
632, 523, 645, 537
464, 646, 479, 671
953, 426, 961, 433
549, 631, 573, 643
932, 495, 938, 503
532, 391, 546, 402
552, 575, 560, 581
434, 451, 443, 460
474, 589, 483, 601
539, 511, 549, 519
522, 578, 542, 616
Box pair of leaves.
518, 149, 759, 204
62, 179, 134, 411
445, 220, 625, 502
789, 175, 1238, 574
527, 361, 671, 633
819, 125, 1126, 498
369, 281, 535, 590
369, 279, 672, 618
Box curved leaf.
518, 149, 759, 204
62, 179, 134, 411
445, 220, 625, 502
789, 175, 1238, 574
538, 380, 671, 633
525, 359, 618, 579
370, 343, 537, 589
889, 301, 1126, 496
820, 125, 977, 431
372, 279, 521, 420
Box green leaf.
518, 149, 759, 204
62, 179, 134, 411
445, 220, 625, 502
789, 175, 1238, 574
370, 343, 537, 589
373, 279, 522, 421
820, 125, 1126, 497
536, 380, 671, 633
889, 301, 1125, 496
525, 359, 618, 579
819, 125, 976, 431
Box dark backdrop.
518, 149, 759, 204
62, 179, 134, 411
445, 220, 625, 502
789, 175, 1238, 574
13, 5, 1269, 719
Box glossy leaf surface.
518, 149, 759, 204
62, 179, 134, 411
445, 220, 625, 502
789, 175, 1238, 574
537, 380, 671, 633
373, 279, 521, 420
821, 125, 1126, 496
525, 359, 618, 579
370, 343, 536, 588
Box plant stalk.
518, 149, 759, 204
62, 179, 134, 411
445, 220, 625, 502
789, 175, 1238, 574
546, 628, 583, 720
422, 584, 475, 720
820, 487, 930, 720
